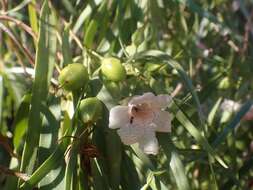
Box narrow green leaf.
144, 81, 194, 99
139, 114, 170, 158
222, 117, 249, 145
38, 98, 63, 189
62, 0, 76, 14
28, 0, 38, 36
170, 151, 191, 190
64, 145, 78, 190
5, 0, 32, 14
158, 134, 191, 190
131, 144, 155, 171
20, 124, 73, 189
120, 152, 141, 190
83, 1, 106, 48
77, 155, 88, 190
213, 101, 252, 147
20, 100, 76, 189
97, 86, 122, 189
63, 93, 86, 190
62, 25, 72, 66
20, 141, 69, 189
105, 130, 122, 189
13, 94, 30, 150
129, 149, 168, 190
84, 20, 98, 48
38, 166, 65, 190
175, 106, 228, 168
91, 158, 110, 190
140, 172, 154, 190
183, 0, 221, 25
73, 3, 95, 33
20, 0, 57, 176
208, 98, 222, 126
47, 10, 57, 86
0, 75, 3, 128
166, 59, 204, 125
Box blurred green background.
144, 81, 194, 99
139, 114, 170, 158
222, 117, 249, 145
1, 0, 253, 189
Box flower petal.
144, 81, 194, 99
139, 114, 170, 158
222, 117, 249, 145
220, 99, 241, 112
152, 95, 172, 109
128, 92, 155, 106
138, 129, 158, 155
129, 92, 172, 109
117, 124, 144, 145
109, 106, 129, 129
153, 111, 171, 132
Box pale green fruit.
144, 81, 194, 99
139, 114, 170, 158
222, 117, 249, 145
79, 97, 103, 123
101, 57, 126, 82
58, 63, 88, 91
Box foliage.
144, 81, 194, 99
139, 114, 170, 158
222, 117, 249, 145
0, 0, 253, 189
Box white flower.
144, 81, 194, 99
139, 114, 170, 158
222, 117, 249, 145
220, 99, 241, 112
108, 92, 172, 155
220, 99, 253, 121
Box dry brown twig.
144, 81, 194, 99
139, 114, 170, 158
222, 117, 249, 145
0, 15, 37, 39
171, 58, 203, 97
0, 22, 35, 66
0, 133, 19, 159
0, 165, 29, 181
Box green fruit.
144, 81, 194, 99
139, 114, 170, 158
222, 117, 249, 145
58, 63, 88, 91
104, 80, 121, 98
218, 77, 231, 89
79, 97, 103, 123
101, 57, 126, 82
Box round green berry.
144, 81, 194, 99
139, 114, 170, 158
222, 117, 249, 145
79, 97, 103, 123
58, 63, 88, 91
101, 57, 126, 82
